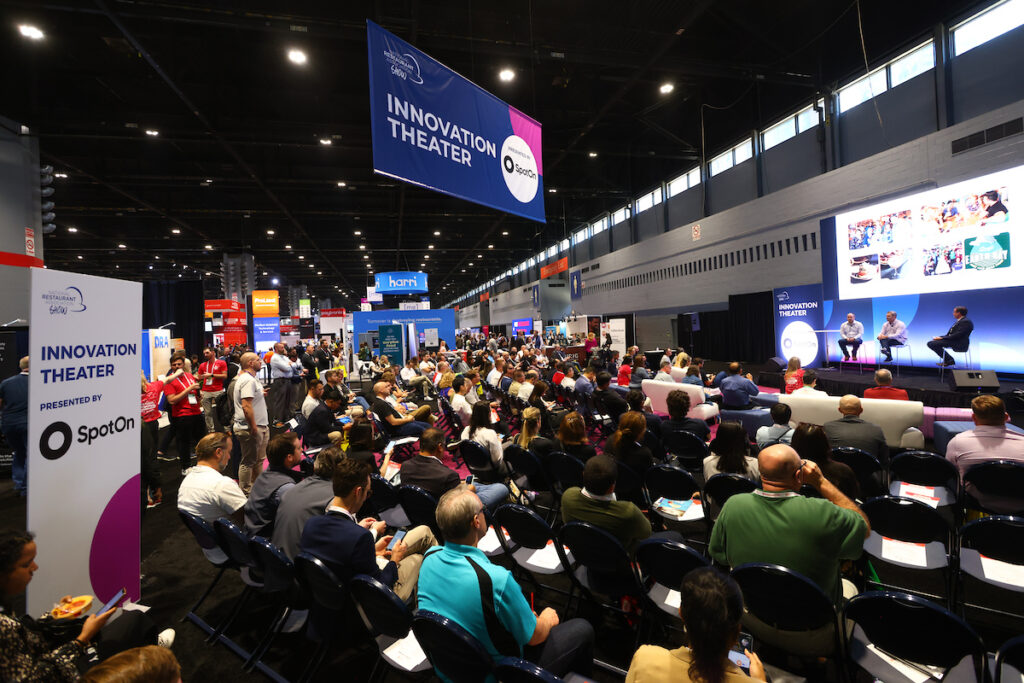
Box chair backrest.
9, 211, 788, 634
644, 464, 701, 503
731, 563, 837, 632
635, 537, 709, 591
996, 634, 1024, 683
844, 591, 986, 676
642, 429, 667, 462
179, 510, 224, 555
214, 517, 257, 567
494, 503, 557, 550
248, 536, 295, 593
459, 440, 501, 481
349, 573, 413, 639
964, 461, 1024, 512
294, 552, 348, 610
370, 473, 402, 511
703, 473, 757, 509
614, 461, 644, 501
660, 429, 708, 470
559, 521, 631, 576
890, 451, 958, 489
861, 495, 950, 544
547, 451, 585, 489
412, 610, 495, 683
503, 444, 543, 480
831, 446, 883, 492
397, 485, 440, 533
960, 515, 1024, 565
493, 658, 564, 683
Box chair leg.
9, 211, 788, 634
295, 641, 328, 683
243, 604, 291, 671
207, 585, 254, 644
182, 566, 227, 622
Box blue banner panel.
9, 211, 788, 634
374, 271, 429, 295
367, 20, 545, 223
252, 317, 281, 354
570, 270, 582, 300
352, 308, 457, 351
378, 324, 405, 367
773, 284, 825, 368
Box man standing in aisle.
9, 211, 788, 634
839, 313, 864, 362
268, 342, 295, 425
164, 353, 206, 474
234, 351, 270, 494
197, 345, 228, 433
876, 311, 907, 364
0, 357, 29, 496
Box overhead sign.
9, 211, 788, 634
252, 317, 281, 353
251, 290, 280, 317
320, 308, 347, 318
28, 269, 142, 615
375, 271, 428, 295
366, 20, 545, 223
366, 286, 384, 303
299, 298, 311, 318
540, 257, 568, 279
204, 299, 241, 312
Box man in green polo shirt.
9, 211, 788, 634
709, 443, 869, 604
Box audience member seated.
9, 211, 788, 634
299, 458, 438, 602
0, 530, 172, 682
418, 486, 595, 678
517, 370, 538, 401
790, 423, 860, 501
783, 356, 804, 395
946, 394, 1024, 513
324, 369, 370, 412
594, 371, 629, 423
81, 645, 181, 683
662, 389, 711, 441
450, 376, 473, 426
508, 369, 526, 405
629, 354, 652, 391
561, 455, 677, 554
528, 381, 555, 437
710, 444, 869, 604
305, 387, 349, 447
399, 428, 509, 511
515, 407, 556, 462
462, 402, 508, 476
823, 395, 890, 465
626, 567, 766, 683
605, 411, 654, 474
555, 411, 597, 462
653, 359, 674, 383
682, 364, 704, 386
791, 368, 828, 397
243, 433, 304, 537
400, 359, 432, 398
617, 356, 633, 389
301, 378, 324, 419
863, 368, 909, 401
626, 389, 661, 437
487, 359, 504, 387
371, 381, 432, 438
755, 403, 794, 447
705, 421, 760, 482
272, 447, 346, 558
344, 421, 378, 469
719, 362, 759, 410
177, 433, 246, 563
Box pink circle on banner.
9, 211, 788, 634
89, 474, 141, 603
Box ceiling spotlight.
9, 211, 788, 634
145, 129, 159, 136
468, 262, 474, 266
148, 265, 153, 270
204, 179, 212, 183
359, 245, 366, 250
55, 172, 67, 179
171, 228, 181, 234
420, 263, 425, 267
588, 151, 598, 158
298, 255, 305, 259
502, 231, 509, 236
77, 255, 83, 260
272, 278, 280, 285
204, 244, 213, 250
337, 181, 346, 187
424, 255, 430, 259
428, 244, 434, 249
477, 254, 482, 258
18, 24, 44, 40
319, 138, 332, 146
287, 49, 307, 65
659, 82, 675, 95
354, 230, 361, 235
285, 244, 292, 249
262, 271, 268, 275
308, 264, 314, 268
118, 243, 127, 249
433, 230, 441, 236
67, 227, 78, 233
488, 244, 494, 248
499, 68, 515, 82
266, 229, 275, 235
549, 188, 557, 193
317, 270, 322, 275
363, 255, 368, 259
461, 269, 466, 273
205, 271, 211, 276
366, 263, 372, 268
155, 255, 160, 259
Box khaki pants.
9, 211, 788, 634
411, 405, 433, 423
374, 525, 438, 601
200, 390, 225, 433
235, 424, 269, 494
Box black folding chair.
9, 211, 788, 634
860, 495, 953, 606
209, 518, 262, 645
958, 515, 1024, 623
244, 537, 298, 675
634, 537, 709, 640
349, 574, 431, 679
889, 450, 961, 522
460, 439, 506, 484
963, 460, 1024, 516
292, 553, 356, 683
614, 461, 646, 508
179, 511, 241, 637
832, 446, 885, 498
702, 473, 757, 519
370, 474, 411, 528
643, 464, 707, 544
493, 504, 575, 609
661, 429, 708, 473
547, 451, 585, 495
504, 443, 558, 519
844, 591, 988, 683
995, 634, 1024, 683
494, 658, 567, 682
396, 485, 441, 538
412, 610, 496, 683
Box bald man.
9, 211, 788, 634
709, 444, 868, 605
823, 395, 889, 464
233, 351, 270, 493
863, 369, 909, 401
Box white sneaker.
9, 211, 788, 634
157, 628, 175, 648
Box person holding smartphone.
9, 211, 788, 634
626, 567, 765, 682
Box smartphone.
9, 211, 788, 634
465, 475, 475, 485
339, 416, 352, 425
383, 441, 396, 456
97, 588, 127, 614
387, 529, 407, 551
727, 632, 754, 671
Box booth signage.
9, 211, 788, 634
540, 257, 568, 279
251, 290, 280, 317
374, 271, 429, 295
366, 20, 546, 223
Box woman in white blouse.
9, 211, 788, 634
461, 402, 505, 472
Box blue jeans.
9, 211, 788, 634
525, 617, 595, 677
394, 420, 431, 438
351, 396, 371, 412
3, 424, 27, 493
474, 482, 509, 511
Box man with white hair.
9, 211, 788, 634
823, 394, 889, 464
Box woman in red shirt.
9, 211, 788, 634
783, 357, 804, 394
616, 355, 633, 388
140, 372, 164, 511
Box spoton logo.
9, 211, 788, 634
39, 416, 137, 460
42, 286, 87, 316
499, 135, 539, 203
383, 48, 423, 84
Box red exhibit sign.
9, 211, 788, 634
320, 308, 347, 317
205, 299, 241, 312
540, 257, 568, 279
479, 292, 489, 301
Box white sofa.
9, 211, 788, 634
642, 379, 719, 422
778, 394, 925, 449
668, 366, 688, 383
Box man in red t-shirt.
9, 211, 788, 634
141, 371, 164, 512
164, 353, 207, 473
198, 346, 229, 433
863, 368, 909, 401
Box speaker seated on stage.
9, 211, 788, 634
863, 369, 908, 401
790, 369, 828, 398
876, 310, 907, 363
928, 306, 974, 367
719, 362, 760, 411
838, 313, 864, 362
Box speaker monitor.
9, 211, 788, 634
948, 369, 1000, 392
764, 356, 787, 373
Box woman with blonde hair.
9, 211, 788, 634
673, 350, 692, 368
783, 356, 804, 395
82, 645, 181, 683
515, 406, 555, 460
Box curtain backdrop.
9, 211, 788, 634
143, 280, 205, 356
683, 290, 774, 363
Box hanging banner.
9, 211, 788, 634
540, 257, 568, 279
375, 271, 428, 295
367, 20, 545, 223
531, 285, 540, 308
253, 317, 281, 353
773, 284, 824, 368
28, 269, 142, 615
570, 270, 582, 300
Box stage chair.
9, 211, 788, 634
939, 346, 975, 382
889, 342, 912, 377
844, 591, 988, 683
412, 610, 496, 683
349, 574, 431, 680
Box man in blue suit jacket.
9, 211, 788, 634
928, 306, 974, 367
299, 458, 438, 601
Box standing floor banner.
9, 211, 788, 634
773, 284, 824, 368
28, 269, 142, 614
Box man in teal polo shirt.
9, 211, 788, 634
418, 485, 594, 680
709, 443, 869, 604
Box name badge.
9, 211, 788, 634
187, 393, 199, 406
205, 377, 213, 386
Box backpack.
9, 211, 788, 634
215, 385, 235, 431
